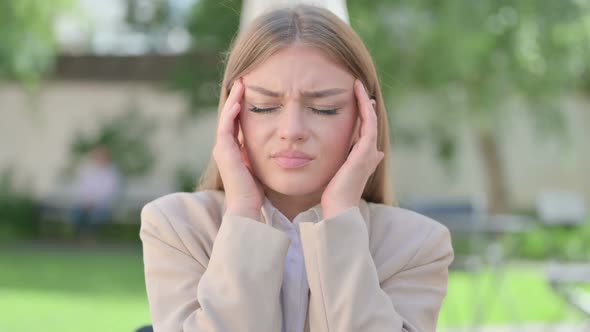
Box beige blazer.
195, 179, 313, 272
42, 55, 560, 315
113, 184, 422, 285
139, 190, 454, 332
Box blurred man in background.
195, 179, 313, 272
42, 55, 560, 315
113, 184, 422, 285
70, 145, 121, 245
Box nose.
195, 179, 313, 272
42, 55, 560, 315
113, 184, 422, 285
277, 104, 309, 142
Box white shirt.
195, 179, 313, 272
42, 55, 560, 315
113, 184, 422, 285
75, 162, 121, 207
261, 196, 323, 332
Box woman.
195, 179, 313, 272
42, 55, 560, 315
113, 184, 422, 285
140, 4, 454, 332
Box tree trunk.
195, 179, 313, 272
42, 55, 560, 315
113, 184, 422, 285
475, 128, 510, 214
240, 0, 349, 31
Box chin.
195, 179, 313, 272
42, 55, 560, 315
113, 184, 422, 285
263, 177, 322, 197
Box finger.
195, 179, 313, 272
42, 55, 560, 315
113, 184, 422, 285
217, 102, 241, 139
217, 80, 244, 138
226, 78, 244, 109
352, 81, 383, 171
354, 80, 378, 143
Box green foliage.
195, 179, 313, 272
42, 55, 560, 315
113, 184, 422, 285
64, 103, 158, 179
0, 0, 73, 85
168, 0, 242, 114
348, 0, 590, 161
350, 0, 590, 100
0, 167, 39, 238
174, 164, 202, 192
187, 0, 243, 51
346, 0, 590, 212
503, 219, 590, 260
98, 223, 143, 242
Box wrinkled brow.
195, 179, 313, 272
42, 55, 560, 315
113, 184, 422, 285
247, 85, 348, 99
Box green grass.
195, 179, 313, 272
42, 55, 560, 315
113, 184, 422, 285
440, 265, 585, 327
0, 243, 151, 332
0, 244, 586, 331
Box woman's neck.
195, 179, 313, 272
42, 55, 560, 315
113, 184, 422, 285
263, 186, 322, 222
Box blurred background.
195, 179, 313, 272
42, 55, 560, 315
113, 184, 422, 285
1, 0, 589, 331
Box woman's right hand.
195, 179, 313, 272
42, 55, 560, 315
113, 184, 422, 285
213, 77, 265, 221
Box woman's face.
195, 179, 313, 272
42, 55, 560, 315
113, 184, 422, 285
239, 45, 360, 197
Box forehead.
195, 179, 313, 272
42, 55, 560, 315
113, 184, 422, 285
243, 45, 354, 93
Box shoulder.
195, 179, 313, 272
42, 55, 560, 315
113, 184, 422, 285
363, 201, 453, 278
365, 202, 450, 243
140, 190, 226, 260
142, 190, 225, 225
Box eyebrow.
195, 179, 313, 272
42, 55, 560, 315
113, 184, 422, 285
247, 85, 348, 98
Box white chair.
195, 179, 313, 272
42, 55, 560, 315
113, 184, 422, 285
536, 191, 587, 226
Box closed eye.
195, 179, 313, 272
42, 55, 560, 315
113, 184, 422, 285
248, 106, 339, 115
248, 106, 277, 113
311, 108, 339, 115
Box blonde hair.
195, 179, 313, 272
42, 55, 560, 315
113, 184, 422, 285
197, 4, 395, 206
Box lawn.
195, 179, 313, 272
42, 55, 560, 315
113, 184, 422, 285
440, 265, 584, 326
0, 243, 585, 331
0, 243, 151, 332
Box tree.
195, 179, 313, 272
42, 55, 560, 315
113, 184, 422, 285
0, 0, 73, 86
168, 0, 243, 115
348, 0, 590, 213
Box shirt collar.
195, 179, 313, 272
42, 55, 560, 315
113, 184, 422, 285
261, 195, 323, 225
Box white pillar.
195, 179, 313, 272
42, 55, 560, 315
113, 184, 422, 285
240, 0, 349, 32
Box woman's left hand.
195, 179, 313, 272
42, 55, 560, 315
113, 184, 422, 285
321, 79, 385, 219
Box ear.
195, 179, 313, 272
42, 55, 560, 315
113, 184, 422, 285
370, 98, 376, 110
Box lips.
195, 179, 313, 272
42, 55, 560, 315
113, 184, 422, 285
272, 150, 314, 169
